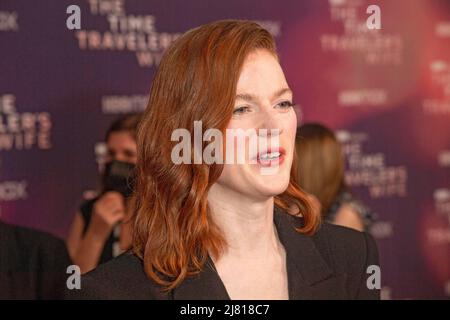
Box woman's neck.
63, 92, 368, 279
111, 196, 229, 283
207, 184, 282, 259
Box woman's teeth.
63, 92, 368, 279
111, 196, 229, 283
259, 151, 281, 160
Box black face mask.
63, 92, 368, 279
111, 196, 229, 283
102, 160, 136, 198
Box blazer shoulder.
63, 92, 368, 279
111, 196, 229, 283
1, 221, 70, 270
66, 252, 168, 300
314, 222, 380, 299
315, 222, 379, 273
3, 222, 66, 251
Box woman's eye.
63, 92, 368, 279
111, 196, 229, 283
276, 101, 294, 109
233, 106, 251, 115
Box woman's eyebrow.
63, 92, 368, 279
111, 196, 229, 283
272, 87, 292, 100
235, 87, 292, 102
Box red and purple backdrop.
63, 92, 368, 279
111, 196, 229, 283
0, 0, 449, 299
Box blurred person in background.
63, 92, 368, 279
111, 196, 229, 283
66, 113, 142, 273
295, 123, 376, 232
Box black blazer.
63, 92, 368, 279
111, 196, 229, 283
0, 221, 72, 299
69, 210, 380, 300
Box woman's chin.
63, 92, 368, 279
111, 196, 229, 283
253, 176, 290, 197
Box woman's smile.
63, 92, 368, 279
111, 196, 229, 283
256, 147, 286, 167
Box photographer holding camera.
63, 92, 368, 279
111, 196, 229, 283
66, 113, 142, 274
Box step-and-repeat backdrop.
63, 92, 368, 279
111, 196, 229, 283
0, 0, 449, 299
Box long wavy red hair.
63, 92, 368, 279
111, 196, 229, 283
131, 19, 321, 290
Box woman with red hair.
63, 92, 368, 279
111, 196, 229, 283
73, 19, 379, 300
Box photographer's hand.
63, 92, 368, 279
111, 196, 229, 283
90, 191, 126, 241
66, 191, 126, 274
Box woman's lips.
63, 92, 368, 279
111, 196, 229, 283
256, 147, 286, 167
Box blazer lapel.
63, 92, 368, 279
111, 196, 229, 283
172, 255, 230, 300
173, 210, 347, 300
273, 210, 348, 299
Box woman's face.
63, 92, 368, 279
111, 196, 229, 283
106, 131, 138, 164
214, 49, 297, 200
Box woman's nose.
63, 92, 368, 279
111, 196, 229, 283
257, 108, 283, 137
